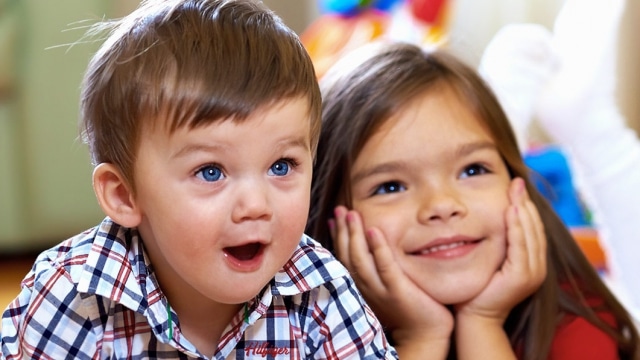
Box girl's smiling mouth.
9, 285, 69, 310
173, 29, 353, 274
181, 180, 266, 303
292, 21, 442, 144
412, 236, 484, 259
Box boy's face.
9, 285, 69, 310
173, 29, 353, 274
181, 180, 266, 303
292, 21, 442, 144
349, 88, 512, 305
133, 97, 313, 305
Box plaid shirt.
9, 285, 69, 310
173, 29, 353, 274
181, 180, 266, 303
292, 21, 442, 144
2, 218, 396, 359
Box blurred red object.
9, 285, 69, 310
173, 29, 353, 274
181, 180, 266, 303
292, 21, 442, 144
409, 0, 447, 24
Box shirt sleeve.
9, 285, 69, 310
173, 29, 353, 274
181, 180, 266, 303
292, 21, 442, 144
1, 264, 101, 360
305, 276, 398, 360
548, 313, 619, 360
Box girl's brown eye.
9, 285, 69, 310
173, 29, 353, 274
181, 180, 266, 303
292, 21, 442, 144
373, 181, 405, 195
460, 164, 489, 179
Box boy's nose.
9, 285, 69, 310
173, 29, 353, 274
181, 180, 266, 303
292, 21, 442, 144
231, 179, 273, 223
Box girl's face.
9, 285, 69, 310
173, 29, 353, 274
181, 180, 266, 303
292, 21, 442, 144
349, 87, 512, 305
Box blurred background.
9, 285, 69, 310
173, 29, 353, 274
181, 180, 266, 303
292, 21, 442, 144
0, 0, 638, 256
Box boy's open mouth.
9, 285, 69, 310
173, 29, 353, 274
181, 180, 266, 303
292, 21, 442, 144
224, 243, 263, 261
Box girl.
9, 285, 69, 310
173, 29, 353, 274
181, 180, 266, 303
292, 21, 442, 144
306, 42, 639, 359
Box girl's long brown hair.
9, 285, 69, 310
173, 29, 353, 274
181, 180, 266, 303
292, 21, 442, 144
307, 42, 639, 359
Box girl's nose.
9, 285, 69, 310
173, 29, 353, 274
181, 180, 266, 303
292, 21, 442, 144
231, 179, 273, 223
417, 187, 467, 224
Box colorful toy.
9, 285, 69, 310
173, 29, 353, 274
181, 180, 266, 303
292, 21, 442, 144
301, 0, 451, 78
318, 0, 403, 15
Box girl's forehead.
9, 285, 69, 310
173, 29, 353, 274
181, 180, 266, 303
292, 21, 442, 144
354, 89, 498, 162
381, 87, 487, 131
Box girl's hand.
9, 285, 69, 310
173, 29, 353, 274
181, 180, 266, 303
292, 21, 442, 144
331, 206, 453, 356
454, 177, 546, 360
456, 177, 547, 323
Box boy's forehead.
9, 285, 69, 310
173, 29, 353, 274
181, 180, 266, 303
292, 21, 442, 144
142, 95, 313, 133
138, 97, 313, 156
188, 95, 309, 123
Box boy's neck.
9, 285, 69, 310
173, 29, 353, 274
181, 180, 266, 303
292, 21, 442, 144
170, 294, 244, 358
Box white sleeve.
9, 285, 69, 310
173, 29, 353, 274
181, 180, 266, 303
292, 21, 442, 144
478, 23, 555, 152
535, 0, 640, 320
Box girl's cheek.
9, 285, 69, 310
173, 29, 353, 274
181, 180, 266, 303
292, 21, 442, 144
356, 205, 403, 245
356, 207, 378, 226
371, 218, 402, 246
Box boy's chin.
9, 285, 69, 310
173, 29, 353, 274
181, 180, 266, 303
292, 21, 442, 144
209, 289, 263, 307
207, 276, 272, 305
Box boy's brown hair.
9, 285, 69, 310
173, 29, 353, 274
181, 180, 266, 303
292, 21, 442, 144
80, 0, 321, 192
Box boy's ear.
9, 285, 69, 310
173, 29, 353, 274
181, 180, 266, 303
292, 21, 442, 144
92, 163, 141, 228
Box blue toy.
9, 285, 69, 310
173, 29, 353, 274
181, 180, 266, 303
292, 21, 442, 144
318, 0, 403, 16
524, 145, 590, 227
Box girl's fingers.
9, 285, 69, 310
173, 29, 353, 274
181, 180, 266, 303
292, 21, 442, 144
505, 202, 528, 274
331, 207, 388, 294
521, 188, 546, 273
505, 179, 528, 268
332, 206, 351, 269
345, 209, 387, 294
508, 178, 546, 282
366, 226, 406, 291
511, 179, 534, 267
332, 206, 406, 298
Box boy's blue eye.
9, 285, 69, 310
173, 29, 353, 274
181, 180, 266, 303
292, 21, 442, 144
268, 159, 291, 176
460, 164, 489, 178
373, 181, 405, 195
196, 165, 224, 182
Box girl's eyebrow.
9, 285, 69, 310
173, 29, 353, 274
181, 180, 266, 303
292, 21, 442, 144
455, 141, 498, 158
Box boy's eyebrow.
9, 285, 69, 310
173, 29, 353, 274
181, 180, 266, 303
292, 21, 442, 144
171, 143, 224, 159
171, 136, 310, 159
350, 140, 498, 184
280, 135, 311, 152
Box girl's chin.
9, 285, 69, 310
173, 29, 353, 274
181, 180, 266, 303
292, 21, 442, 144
428, 285, 487, 306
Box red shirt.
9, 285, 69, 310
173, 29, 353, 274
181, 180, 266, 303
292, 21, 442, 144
548, 311, 618, 359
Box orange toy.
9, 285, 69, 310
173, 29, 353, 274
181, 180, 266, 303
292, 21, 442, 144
300, 10, 388, 78
571, 227, 608, 273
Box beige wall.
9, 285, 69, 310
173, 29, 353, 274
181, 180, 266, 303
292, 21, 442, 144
618, 0, 640, 131
0, 1, 137, 252
263, 0, 319, 35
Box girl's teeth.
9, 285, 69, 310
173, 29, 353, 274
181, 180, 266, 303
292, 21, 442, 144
421, 241, 467, 254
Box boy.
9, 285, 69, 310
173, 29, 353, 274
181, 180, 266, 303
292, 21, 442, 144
1, 0, 395, 358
